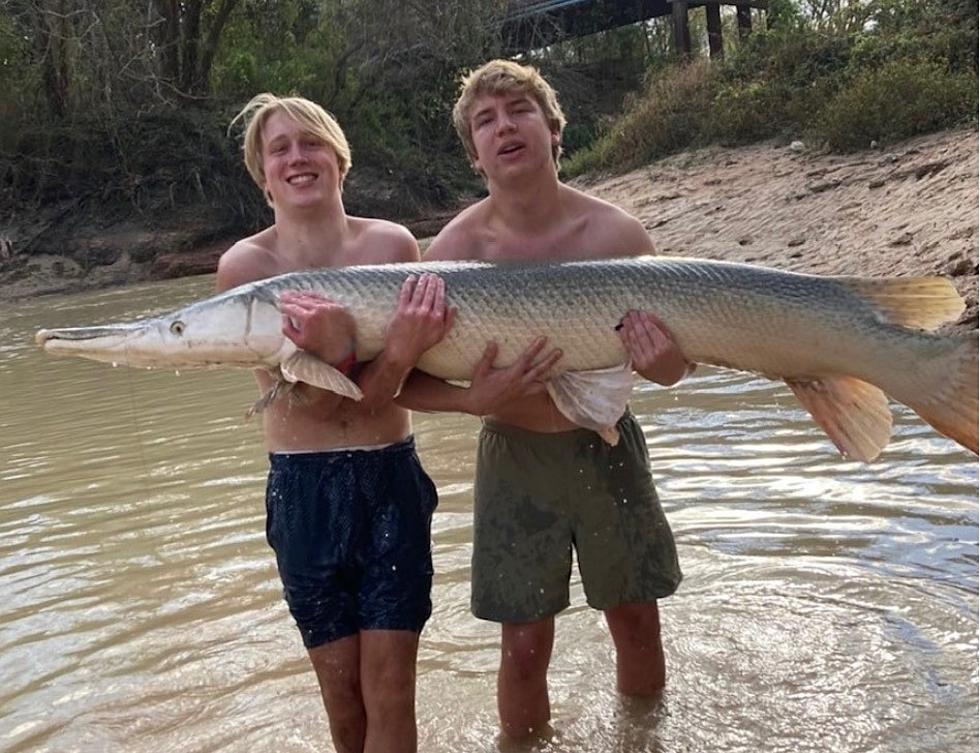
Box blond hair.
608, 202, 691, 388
452, 59, 567, 170
230, 93, 351, 197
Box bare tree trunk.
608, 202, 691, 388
35, 0, 72, 118
152, 0, 180, 85
147, 0, 238, 97
195, 0, 240, 95
179, 0, 202, 93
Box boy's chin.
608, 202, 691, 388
278, 192, 331, 210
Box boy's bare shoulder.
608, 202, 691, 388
350, 217, 420, 264
216, 228, 279, 291
424, 199, 490, 261
565, 185, 654, 257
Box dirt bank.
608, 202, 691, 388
576, 127, 978, 330
2, 128, 976, 330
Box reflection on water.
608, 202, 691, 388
1, 276, 976, 753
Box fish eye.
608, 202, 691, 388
170, 320, 185, 336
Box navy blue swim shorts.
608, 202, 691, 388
265, 437, 438, 649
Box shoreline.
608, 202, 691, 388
2, 129, 976, 330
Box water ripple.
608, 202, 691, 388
0, 285, 976, 753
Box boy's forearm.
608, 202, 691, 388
396, 370, 474, 414
353, 351, 417, 411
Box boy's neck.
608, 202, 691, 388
272, 197, 350, 267
487, 167, 564, 235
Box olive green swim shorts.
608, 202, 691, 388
471, 412, 682, 623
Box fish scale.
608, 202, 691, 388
248, 258, 882, 380
36, 256, 978, 461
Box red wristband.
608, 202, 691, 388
334, 351, 357, 376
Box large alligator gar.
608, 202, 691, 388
36, 256, 978, 461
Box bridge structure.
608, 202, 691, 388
501, 0, 769, 58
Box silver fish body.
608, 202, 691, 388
36, 256, 979, 461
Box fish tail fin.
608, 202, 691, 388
837, 276, 966, 330
896, 334, 978, 455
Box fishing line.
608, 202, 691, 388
119, 341, 156, 496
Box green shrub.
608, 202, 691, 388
707, 80, 788, 144
813, 59, 978, 150
565, 61, 717, 176
567, 1, 978, 177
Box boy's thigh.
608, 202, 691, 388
471, 425, 574, 623
573, 417, 682, 610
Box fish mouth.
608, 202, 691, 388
35, 323, 152, 365
36, 325, 141, 347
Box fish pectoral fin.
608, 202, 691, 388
246, 377, 297, 419
786, 376, 893, 463
546, 363, 635, 446
281, 351, 363, 401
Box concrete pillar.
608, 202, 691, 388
671, 0, 690, 59
706, 2, 723, 58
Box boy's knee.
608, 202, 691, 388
501, 626, 552, 680
607, 602, 662, 647
361, 659, 416, 715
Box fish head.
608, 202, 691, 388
35, 289, 289, 370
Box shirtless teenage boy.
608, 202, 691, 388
218, 94, 452, 753
398, 60, 688, 739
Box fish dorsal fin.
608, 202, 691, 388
281, 351, 363, 401
546, 363, 635, 446
836, 276, 965, 331
786, 376, 892, 462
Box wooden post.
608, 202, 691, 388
736, 4, 753, 38
706, 2, 723, 58
671, 0, 690, 59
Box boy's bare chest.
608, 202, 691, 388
479, 226, 599, 263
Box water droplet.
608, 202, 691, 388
111, 362, 118, 368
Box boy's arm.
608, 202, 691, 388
397, 338, 561, 415
282, 224, 455, 412
612, 214, 695, 385
397, 221, 481, 413
354, 272, 455, 411
401, 219, 564, 414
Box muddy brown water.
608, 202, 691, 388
1, 275, 976, 753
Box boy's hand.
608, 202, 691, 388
280, 291, 356, 364
384, 273, 456, 368
464, 337, 563, 416
618, 310, 693, 386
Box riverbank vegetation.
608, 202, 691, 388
1, 0, 975, 242
565, 0, 977, 174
